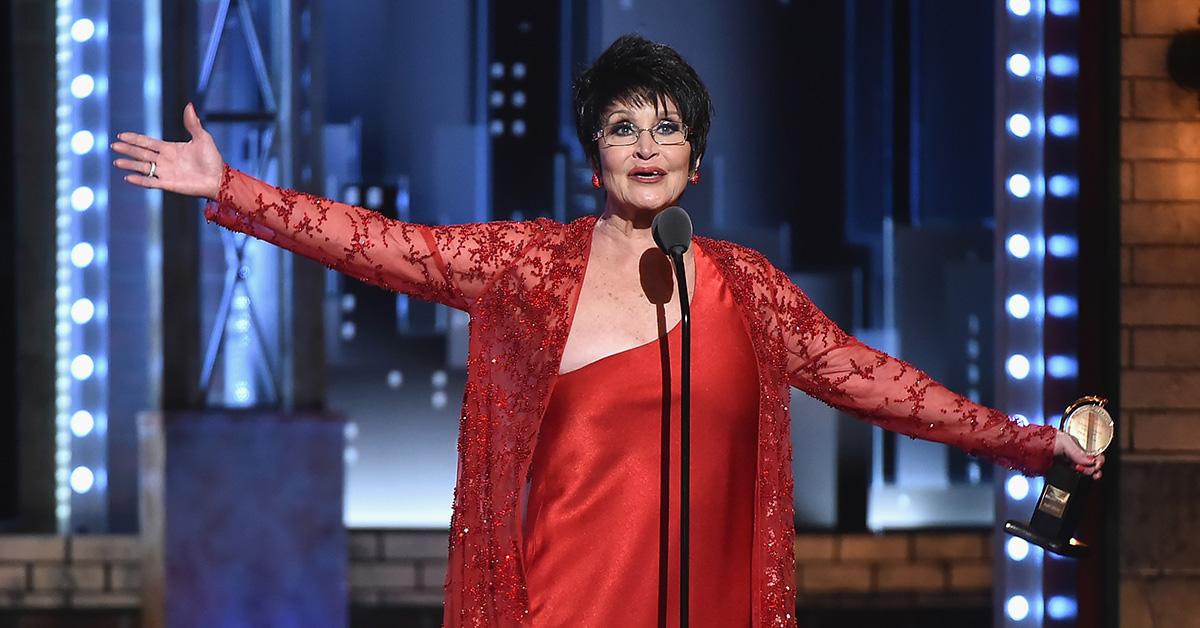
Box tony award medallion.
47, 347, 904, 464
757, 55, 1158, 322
1004, 396, 1113, 558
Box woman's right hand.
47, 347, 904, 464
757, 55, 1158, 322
111, 102, 225, 200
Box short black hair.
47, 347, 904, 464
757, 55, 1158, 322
572, 34, 713, 173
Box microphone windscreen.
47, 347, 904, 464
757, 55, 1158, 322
652, 206, 693, 254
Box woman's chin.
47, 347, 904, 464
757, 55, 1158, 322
624, 192, 682, 213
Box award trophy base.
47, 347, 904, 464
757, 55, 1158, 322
1003, 520, 1089, 558
1004, 458, 1093, 558
1004, 396, 1111, 559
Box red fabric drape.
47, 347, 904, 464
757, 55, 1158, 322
205, 165, 1057, 627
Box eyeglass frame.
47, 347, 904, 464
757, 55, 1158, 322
590, 119, 692, 147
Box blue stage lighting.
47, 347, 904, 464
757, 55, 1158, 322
1008, 174, 1032, 198
1048, 114, 1078, 137
1008, 53, 1032, 77
70, 74, 95, 98
1047, 596, 1078, 620
70, 186, 95, 211
1008, 0, 1032, 16
1048, 174, 1078, 197
1008, 113, 1032, 138
1006, 354, 1031, 380
1047, 355, 1078, 378
1047, 235, 1078, 257
1007, 474, 1031, 500
1048, 54, 1078, 76
1007, 234, 1032, 259
1006, 294, 1032, 319
1046, 295, 1078, 317
1006, 536, 1031, 561
70, 18, 96, 42
1006, 595, 1031, 621
70, 130, 95, 154
69, 466, 95, 493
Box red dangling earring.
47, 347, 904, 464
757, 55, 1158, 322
592, 172, 602, 189
689, 169, 701, 185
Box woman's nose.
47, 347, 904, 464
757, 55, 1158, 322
634, 130, 659, 158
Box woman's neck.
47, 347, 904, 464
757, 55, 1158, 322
597, 200, 668, 247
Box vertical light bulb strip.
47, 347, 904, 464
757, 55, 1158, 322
55, 0, 110, 532
998, 0, 1047, 625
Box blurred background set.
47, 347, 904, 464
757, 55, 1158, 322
2, 0, 1198, 626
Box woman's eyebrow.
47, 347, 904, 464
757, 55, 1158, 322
604, 109, 683, 122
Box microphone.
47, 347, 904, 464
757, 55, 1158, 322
652, 205, 694, 627
651, 206, 693, 256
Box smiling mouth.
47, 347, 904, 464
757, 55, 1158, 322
630, 170, 667, 181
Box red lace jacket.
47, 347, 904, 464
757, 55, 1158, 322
205, 165, 1057, 627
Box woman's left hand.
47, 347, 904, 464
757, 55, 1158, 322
1054, 430, 1105, 480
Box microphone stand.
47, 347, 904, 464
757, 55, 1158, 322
668, 247, 692, 628
653, 205, 694, 627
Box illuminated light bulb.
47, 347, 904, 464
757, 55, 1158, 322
70, 466, 95, 493
1048, 114, 1078, 137
1047, 596, 1078, 620
1007, 474, 1030, 500
70, 18, 96, 42
71, 74, 95, 98
70, 242, 95, 268
1007, 113, 1032, 138
1007, 234, 1032, 259
1008, 174, 1032, 198
1049, 0, 1079, 15
71, 186, 95, 211
70, 130, 95, 154
1006, 354, 1031, 380
1048, 54, 1079, 76
1047, 234, 1078, 257
70, 410, 95, 437
1047, 355, 1078, 378
70, 354, 95, 380
1008, 53, 1032, 77
1008, 0, 1031, 16
1006, 536, 1030, 561
1047, 295, 1078, 317
1048, 174, 1078, 197
1006, 595, 1030, 621
1006, 294, 1031, 319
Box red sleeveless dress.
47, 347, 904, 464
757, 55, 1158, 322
522, 246, 760, 627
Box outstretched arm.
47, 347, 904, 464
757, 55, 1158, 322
774, 266, 1102, 478
203, 165, 539, 310
113, 104, 540, 311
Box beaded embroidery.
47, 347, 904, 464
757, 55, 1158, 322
205, 165, 1057, 627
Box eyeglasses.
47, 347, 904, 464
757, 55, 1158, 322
591, 120, 690, 147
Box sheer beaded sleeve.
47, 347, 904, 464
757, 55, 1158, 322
775, 267, 1057, 477
202, 165, 543, 311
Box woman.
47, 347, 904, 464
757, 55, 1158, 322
114, 34, 1103, 628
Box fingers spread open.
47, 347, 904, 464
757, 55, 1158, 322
123, 174, 162, 189
111, 141, 158, 162
116, 132, 165, 152
113, 158, 151, 174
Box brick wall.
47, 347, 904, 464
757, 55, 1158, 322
0, 536, 140, 609
1120, 0, 1200, 626
0, 530, 994, 611
794, 531, 992, 601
